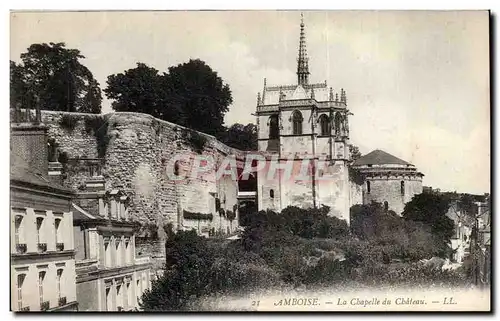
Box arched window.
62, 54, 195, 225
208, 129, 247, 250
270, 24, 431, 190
17, 274, 26, 310
400, 181, 405, 195
270, 189, 274, 199
55, 218, 62, 250
334, 112, 343, 136
269, 115, 279, 139
366, 181, 371, 194
292, 110, 303, 135
319, 114, 330, 136
56, 269, 63, 300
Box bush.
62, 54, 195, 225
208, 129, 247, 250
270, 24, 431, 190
141, 204, 466, 310
141, 230, 281, 311
242, 206, 349, 242
350, 202, 450, 261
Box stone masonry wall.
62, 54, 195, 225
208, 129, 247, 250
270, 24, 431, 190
41, 110, 242, 238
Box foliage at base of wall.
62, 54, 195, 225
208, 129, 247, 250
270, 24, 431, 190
84, 116, 110, 158
183, 210, 213, 221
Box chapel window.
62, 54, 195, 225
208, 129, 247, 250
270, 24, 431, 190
319, 114, 330, 136
269, 115, 279, 139
292, 110, 303, 135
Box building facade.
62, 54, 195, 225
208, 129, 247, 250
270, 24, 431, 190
10, 109, 78, 312
445, 199, 473, 263
255, 16, 353, 222
352, 149, 424, 215
72, 187, 152, 311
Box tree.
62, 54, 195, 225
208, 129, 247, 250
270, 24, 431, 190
350, 202, 400, 240
11, 42, 102, 113
457, 193, 478, 218
402, 193, 455, 246
140, 230, 216, 311
104, 63, 182, 122
10, 61, 32, 109
349, 144, 362, 162
218, 123, 257, 151
164, 59, 232, 135
105, 59, 232, 136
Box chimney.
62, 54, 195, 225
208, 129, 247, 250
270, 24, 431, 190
10, 108, 49, 177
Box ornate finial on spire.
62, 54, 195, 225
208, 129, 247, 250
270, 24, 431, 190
340, 88, 347, 104
257, 92, 261, 106
262, 78, 267, 103
297, 13, 310, 86
311, 87, 315, 100
329, 87, 334, 101
335, 93, 339, 102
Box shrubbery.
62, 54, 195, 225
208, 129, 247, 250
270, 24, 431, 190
350, 201, 452, 261
140, 229, 281, 311
141, 203, 465, 311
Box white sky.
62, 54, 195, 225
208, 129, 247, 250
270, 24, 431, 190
10, 10, 490, 194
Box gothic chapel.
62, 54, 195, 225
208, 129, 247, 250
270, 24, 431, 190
255, 15, 354, 223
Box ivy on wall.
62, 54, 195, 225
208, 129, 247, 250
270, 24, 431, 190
179, 129, 208, 154
84, 116, 110, 159
183, 210, 213, 221
59, 113, 79, 131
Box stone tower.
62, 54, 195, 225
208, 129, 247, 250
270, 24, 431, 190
255, 14, 353, 223
352, 149, 424, 215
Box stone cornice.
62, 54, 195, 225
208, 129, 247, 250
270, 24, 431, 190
11, 250, 75, 261
10, 179, 74, 198
76, 262, 152, 283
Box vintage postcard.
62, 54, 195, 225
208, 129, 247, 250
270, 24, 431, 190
9, 10, 490, 312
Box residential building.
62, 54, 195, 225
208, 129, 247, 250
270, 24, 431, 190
445, 200, 473, 263
72, 187, 152, 311
10, 107, 78, 311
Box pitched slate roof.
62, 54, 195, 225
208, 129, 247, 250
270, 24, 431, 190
353, 149, 413, 166
10, 152, 72, 194
72, 203, 97, 221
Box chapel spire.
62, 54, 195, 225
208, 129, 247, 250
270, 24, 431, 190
297, 13, 310, 86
